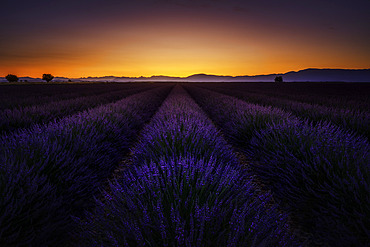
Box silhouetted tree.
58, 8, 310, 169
68, 79, 72, 82
42, 74, 54, 82
275, 76, 283, 82
5, 74, 19, 82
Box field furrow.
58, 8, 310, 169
185, 85, 370, 246
1, 81, 368, 247
207, 82, 370, 111
0, 85, 155, 133
77, 85, 299, 246
201, 84, 370, 140
0, 83, 153, 110
0, 85, 172, 247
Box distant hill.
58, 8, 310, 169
1, 69, 370, 83
281, 69, 370, 82
183, 69, 370, 82
79, 69, 370, 82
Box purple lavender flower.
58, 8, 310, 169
78, 86, 297, 246
0, 86, 171, 246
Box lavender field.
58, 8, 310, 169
0, 82, 369, 247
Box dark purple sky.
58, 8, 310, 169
1, 0, 369, 77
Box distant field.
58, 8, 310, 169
1, 82, 369, 246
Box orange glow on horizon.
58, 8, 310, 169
1, 11, 369, 78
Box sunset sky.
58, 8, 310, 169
1, 0, 370, 78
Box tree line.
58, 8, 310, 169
5, 74, 55, 83
5, 73, 284, 83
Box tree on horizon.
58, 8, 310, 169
275, 76, 283, 82
5, 74, 19, 82
42, 74, 54, 82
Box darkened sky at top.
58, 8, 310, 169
1, 0, 370, 77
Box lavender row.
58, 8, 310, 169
185, 85, 370, 246
249, 89, 370, 113
78, 85, 298, 246
0, 85, 154, 133
202, 85, 370, 140
0, 86, 172, 247
0, 83, 149, 110
209, 82, 370, 112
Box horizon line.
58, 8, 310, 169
3, 68, 370, 79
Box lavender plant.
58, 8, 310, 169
79, 158, 295, 247
78, 86, 298, 246
133, 86, 237, 165
206, 82, 370, 113
0, 86, 171, 246
185, 85, 370, 246
204, 85, 370, 140
184, 86, 299, 148
0, 83, 152, 110
0, 85, 153, 133
249, 120, 370, 246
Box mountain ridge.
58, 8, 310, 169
1, 68, 370, 82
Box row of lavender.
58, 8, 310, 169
77, 85, 299, 246
0, 83, 148, 110
0, 84, 154, 133
185, 85, 370, 246
0, 86, 172, 246
202, 84, 370, 140
208, 82, 370, 112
